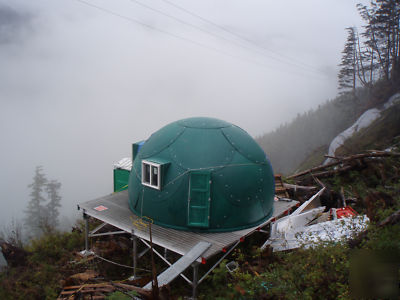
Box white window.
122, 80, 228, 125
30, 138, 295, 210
141, 160, 161, 190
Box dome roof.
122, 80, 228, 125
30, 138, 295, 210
128, 117, 274, 232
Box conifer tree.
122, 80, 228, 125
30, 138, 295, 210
25, 167, 62, 237
25, 166, 47, 237
338, 27, 358, 94
358, 0, 400, 82
46, 180, 62, 229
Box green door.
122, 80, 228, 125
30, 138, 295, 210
188, 171, 211, 228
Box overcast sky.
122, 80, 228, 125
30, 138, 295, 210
0, 0, 367, 229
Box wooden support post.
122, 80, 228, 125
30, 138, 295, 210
192, 262, 199, 299
83, 213, 89, 252
132, 232, 138, 279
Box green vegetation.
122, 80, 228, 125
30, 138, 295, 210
0, 230, 84, 300
198, 151, 400, 299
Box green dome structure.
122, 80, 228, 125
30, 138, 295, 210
128, 117, 275, 232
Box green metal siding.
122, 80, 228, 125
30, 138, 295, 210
113, 169, 130, 192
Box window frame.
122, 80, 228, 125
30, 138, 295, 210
141, 160, 161, 190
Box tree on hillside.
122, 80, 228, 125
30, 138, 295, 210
25, 166, 47, 237
338, 27, 358, 94
357, 1, 400, 84
45, 180, 62, 229
25, 167, 62, 237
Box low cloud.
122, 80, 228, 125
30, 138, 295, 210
0, 4, 32, 45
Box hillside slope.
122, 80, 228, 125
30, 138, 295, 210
257, 86, 400, 175
256, 90, 369, 175
296, 94, 400, 172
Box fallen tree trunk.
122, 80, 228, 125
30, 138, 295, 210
311, 165, 353, 178
288, 151, 399, 179
283, 183, 317, 191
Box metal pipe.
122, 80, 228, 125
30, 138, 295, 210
198, 240, 240, 284
89, 222, 107, 235
138, 247, 150, 258
90, 231, 126, 238
140, 238, 191, 284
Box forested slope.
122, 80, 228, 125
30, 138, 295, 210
256, 89, 370, 174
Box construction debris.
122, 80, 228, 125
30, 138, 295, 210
274, 174, 289, 198
263, 188, 370, 252
67, 270, 99, 284
265, 213, 369, 252
57, 283, 116, 300
57, 281, 152, 300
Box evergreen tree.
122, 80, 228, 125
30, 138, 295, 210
45, 180, 62, 229
25, 166, 47, 237
358, 0, 400, 82
25, 167, 62, 237
338, 27, 358, 94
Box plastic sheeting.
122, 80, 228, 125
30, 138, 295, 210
265, 214, 369, 252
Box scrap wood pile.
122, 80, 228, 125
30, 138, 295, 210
57, 282, 152, 300
57, 269, 152, 299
